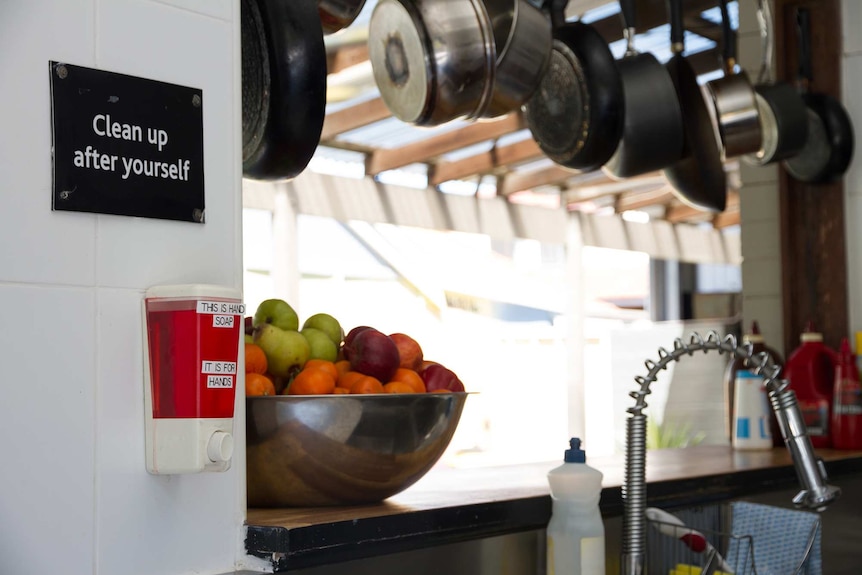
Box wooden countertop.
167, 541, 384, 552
245, 446, 862, 571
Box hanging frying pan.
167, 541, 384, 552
783, 7, 854, 184
318, 0, 367, 35
523, 0, 624, 172
705, 0, 761, 159
662, 0, 726, 212
241, 0, 326, 181
744, 0, 808, 165
603, 0, 683, 179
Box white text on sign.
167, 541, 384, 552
201, 361, 237, 375
207, 375, 234, 389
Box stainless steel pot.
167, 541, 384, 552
481, 0, 552, 118
744, 0, 808, 166
368, 0, 496, 126
318, 0, 367, 35
705, 0, 761, 159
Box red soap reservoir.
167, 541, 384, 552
146, 298, 242, 419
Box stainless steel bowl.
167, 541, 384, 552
246, 393, 469, 507
368, 0, 496, 126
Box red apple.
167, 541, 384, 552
342, 325, 373, 361
348, 328, 400, 383
389, 332, 424, 370
421, 363, 465, 392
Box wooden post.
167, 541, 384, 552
774, 0, 848, 353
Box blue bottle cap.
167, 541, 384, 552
564, 437, 586, 463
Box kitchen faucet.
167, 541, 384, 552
620, 331, 841, 575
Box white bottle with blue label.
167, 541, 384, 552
546, 438, 605, 575
733, 370, 773, 450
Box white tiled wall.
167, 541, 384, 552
842, 13, 862, 334
0, 1, 244, 574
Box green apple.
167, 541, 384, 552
301, 327, 338, 362
302, 313, 344, 346
253, 324, 309, 378
244, 334, 254, 344
253, 299, 299, 331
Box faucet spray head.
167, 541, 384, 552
769, 385, 842, 511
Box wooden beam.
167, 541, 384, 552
500, 165, 583, 196
713, 208, 740, 229
321, 97, 391, 141
615, 186, 676, 212
366, 113, 524, 175
775, 0, 847, 354
684, 15, 723, 43
588, 0, 719, 43
666, 190, 740, 223
429, 138, 543, 185
326, 43, 370, 76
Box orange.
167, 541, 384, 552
244, 342, 268, 375
246, 372, 275, 396
287, 368, 336, 395
338, 370, 365, 390
334, 360, 351, 378
333, 387, 350, 394
389, 368, 426, 393
350, 375, 384, 394
383, 381, 415, 394
303, 359, 338, 381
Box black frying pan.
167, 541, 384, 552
603, 0, 683, 179
523, 0, 624, 172
241, 0, 326, 181
783, 7, 853, 184
662, 0, 726, 212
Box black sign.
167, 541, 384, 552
50, 61, 205, 223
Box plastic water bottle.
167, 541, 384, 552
546, 438, 604, 575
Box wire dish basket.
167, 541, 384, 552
645, 503, 822, 575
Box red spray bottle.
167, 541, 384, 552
832, 337, 862, 450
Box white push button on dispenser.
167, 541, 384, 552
207, 431, 234, 463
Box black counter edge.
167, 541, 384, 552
246, 456, 862, 572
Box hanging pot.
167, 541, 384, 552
705, 0, 761, 159
241, 0, 326, 181
662, 0, 726, 212
744, 0, 808, 165
368, 0, 496, 126
783, 7, 854, 184
318, 0, 367, 35
481, 0, 553, 119
523, 0, 624, 172
603, 0, 683, 178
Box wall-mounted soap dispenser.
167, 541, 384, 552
142, 284, 245, 474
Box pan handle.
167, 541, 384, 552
618, 0, 638, 55
756, 0, 774, 84
667, 0, 684, 54
543, 0, 568, 30
797, 7, 813, 91
718, 0, 736, 74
